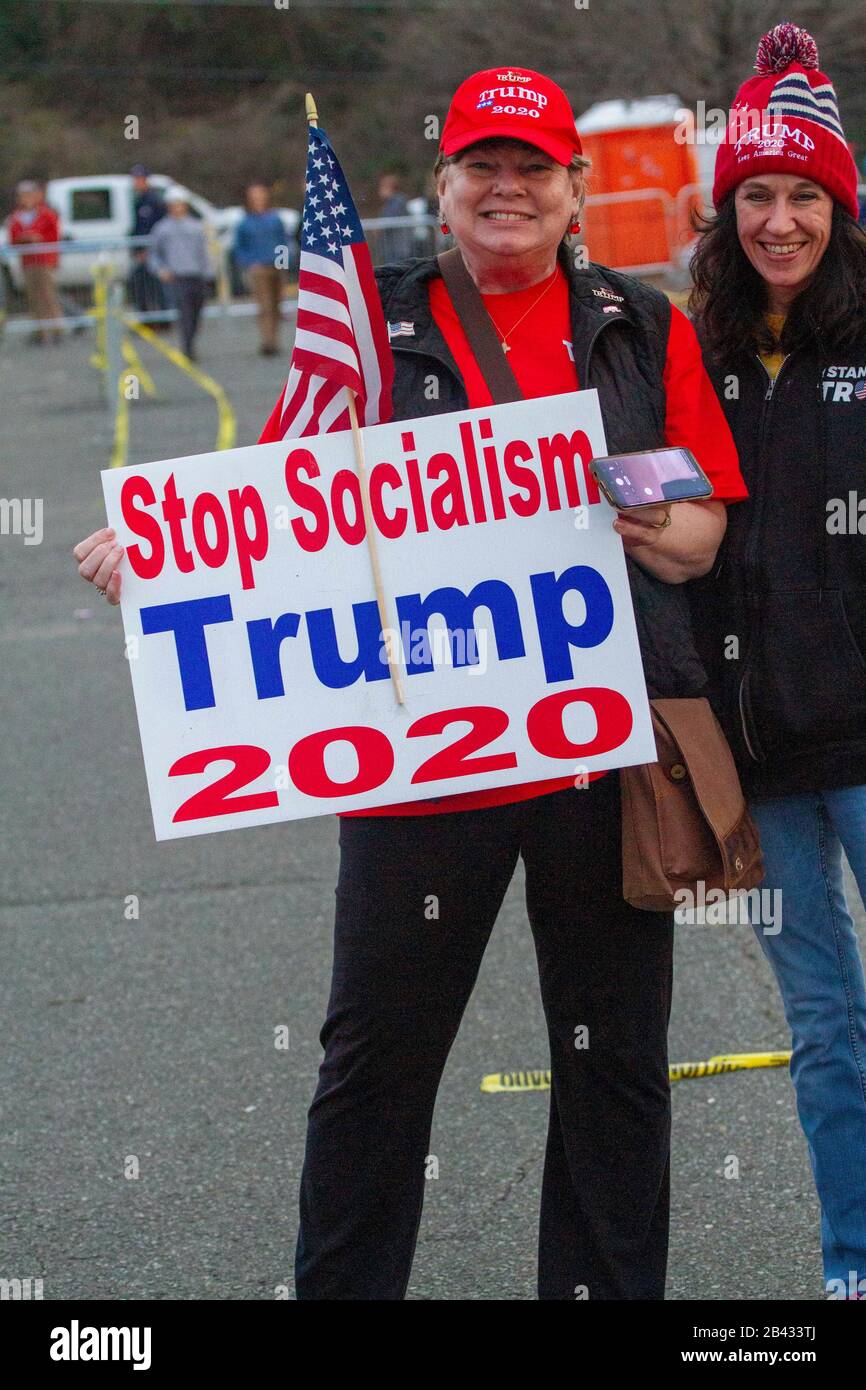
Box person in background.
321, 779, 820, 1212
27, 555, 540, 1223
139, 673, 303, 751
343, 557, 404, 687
148, 188, 210, 361
232, 183, 288, 356
128, 164, 167, 316
375, 170, 414, 264
690, 23, 866, 1300
7, 180, 63, 345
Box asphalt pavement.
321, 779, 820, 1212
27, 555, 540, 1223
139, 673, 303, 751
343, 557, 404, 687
1, 313, 863, 1300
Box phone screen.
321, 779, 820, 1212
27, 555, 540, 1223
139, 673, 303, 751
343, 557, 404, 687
590, 447, 713, 508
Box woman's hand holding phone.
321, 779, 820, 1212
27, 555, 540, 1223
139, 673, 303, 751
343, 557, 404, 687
588, 446, 719, 578
613, 503, 673, 550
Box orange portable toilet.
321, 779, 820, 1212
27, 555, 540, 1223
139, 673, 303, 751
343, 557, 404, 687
575, 96, 701, 274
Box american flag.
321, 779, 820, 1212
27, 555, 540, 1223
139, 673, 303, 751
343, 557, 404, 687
259, 125, 394, 442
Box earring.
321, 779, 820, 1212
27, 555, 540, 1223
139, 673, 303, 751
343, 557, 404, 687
569, 219, 582, 235
440, 220, 450, 234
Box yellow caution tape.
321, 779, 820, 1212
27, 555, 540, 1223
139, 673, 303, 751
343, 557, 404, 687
109, 366, 130, 470
669, 1051, 791, 1082
92, 277, 236, 465
109, 340, 160, 468
121, 314, 236, 451
121, 338, 157, 398
481, 1051, 792, 1094
481, 1069, 552, 1093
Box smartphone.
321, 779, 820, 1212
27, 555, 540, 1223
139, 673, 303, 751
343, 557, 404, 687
589, 446, 713, 509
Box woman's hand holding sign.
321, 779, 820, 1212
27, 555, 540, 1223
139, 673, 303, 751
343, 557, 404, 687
73, 526, 124, 604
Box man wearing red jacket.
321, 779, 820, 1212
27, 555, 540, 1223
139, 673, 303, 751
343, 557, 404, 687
8, 181, 63, 344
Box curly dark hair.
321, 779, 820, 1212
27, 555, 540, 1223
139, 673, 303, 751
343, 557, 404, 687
689, 194, 866, 364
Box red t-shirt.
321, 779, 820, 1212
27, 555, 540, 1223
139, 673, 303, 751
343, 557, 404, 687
260, 269, 747, 818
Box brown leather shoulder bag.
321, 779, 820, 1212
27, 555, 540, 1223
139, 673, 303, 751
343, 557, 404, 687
620, 699, 763, 911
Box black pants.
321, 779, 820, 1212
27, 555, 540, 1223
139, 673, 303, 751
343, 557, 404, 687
170, 275, 206, 357
295, 776, 674, 1300
128, 256, 167, 314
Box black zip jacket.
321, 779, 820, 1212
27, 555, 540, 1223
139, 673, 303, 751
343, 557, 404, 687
691, 338, 866, 797
131, 189, 167, 238
375, 252, 708, 700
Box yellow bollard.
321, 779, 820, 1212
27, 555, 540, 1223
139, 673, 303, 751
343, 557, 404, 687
89, 264, 110, 372
109, 357, 131, 469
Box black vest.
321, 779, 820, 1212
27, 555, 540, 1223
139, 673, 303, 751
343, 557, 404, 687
694, 337, 866, 796
375, 252, 707, 698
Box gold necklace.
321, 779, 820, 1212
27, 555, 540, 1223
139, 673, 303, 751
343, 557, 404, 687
487, 269, 559, 354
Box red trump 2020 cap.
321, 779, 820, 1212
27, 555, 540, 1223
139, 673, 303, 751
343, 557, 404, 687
440, 67, 582, 166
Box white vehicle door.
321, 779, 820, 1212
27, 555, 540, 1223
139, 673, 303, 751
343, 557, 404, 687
58, 182, 132, 290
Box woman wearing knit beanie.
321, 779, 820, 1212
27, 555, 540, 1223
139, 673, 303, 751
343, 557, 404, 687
690, 23, 866, 1299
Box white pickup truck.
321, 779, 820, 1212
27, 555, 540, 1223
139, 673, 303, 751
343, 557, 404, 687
1, 174, 300, 292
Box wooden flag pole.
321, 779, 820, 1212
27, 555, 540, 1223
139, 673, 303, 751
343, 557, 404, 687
344, 391, 406, 703
305, 91, 405, 706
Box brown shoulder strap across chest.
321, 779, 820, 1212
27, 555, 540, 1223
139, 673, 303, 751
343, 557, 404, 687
436, 246, 524, 405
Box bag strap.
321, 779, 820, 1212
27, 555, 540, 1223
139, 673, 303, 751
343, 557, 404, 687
437, 247, 524, 405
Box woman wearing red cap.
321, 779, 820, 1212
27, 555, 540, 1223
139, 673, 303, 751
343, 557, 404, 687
74, 66, 746, 1300
286, 67, 745, 1303
289, 66, 748, 1303
691, 24, 866, 1299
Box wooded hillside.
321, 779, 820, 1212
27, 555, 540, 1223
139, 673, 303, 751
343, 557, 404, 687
2, 0, 864, 213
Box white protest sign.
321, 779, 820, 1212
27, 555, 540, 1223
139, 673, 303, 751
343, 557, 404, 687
101, 390, 656, 840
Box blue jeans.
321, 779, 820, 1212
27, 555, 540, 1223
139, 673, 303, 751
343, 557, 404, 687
749, 788, 866, 1294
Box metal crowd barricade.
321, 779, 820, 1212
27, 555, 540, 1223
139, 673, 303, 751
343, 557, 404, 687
582, 187, 678, 277
583, 180, 866, 279
2, 194, 865, 333
0, 235, 154, 334
362, 214, 442, 265
0, 214, 441, 338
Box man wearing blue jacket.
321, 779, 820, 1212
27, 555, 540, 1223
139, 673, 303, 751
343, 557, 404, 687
233, 184, 289, 356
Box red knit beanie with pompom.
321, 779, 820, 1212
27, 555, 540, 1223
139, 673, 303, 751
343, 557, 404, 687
713, 22, 859, 218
